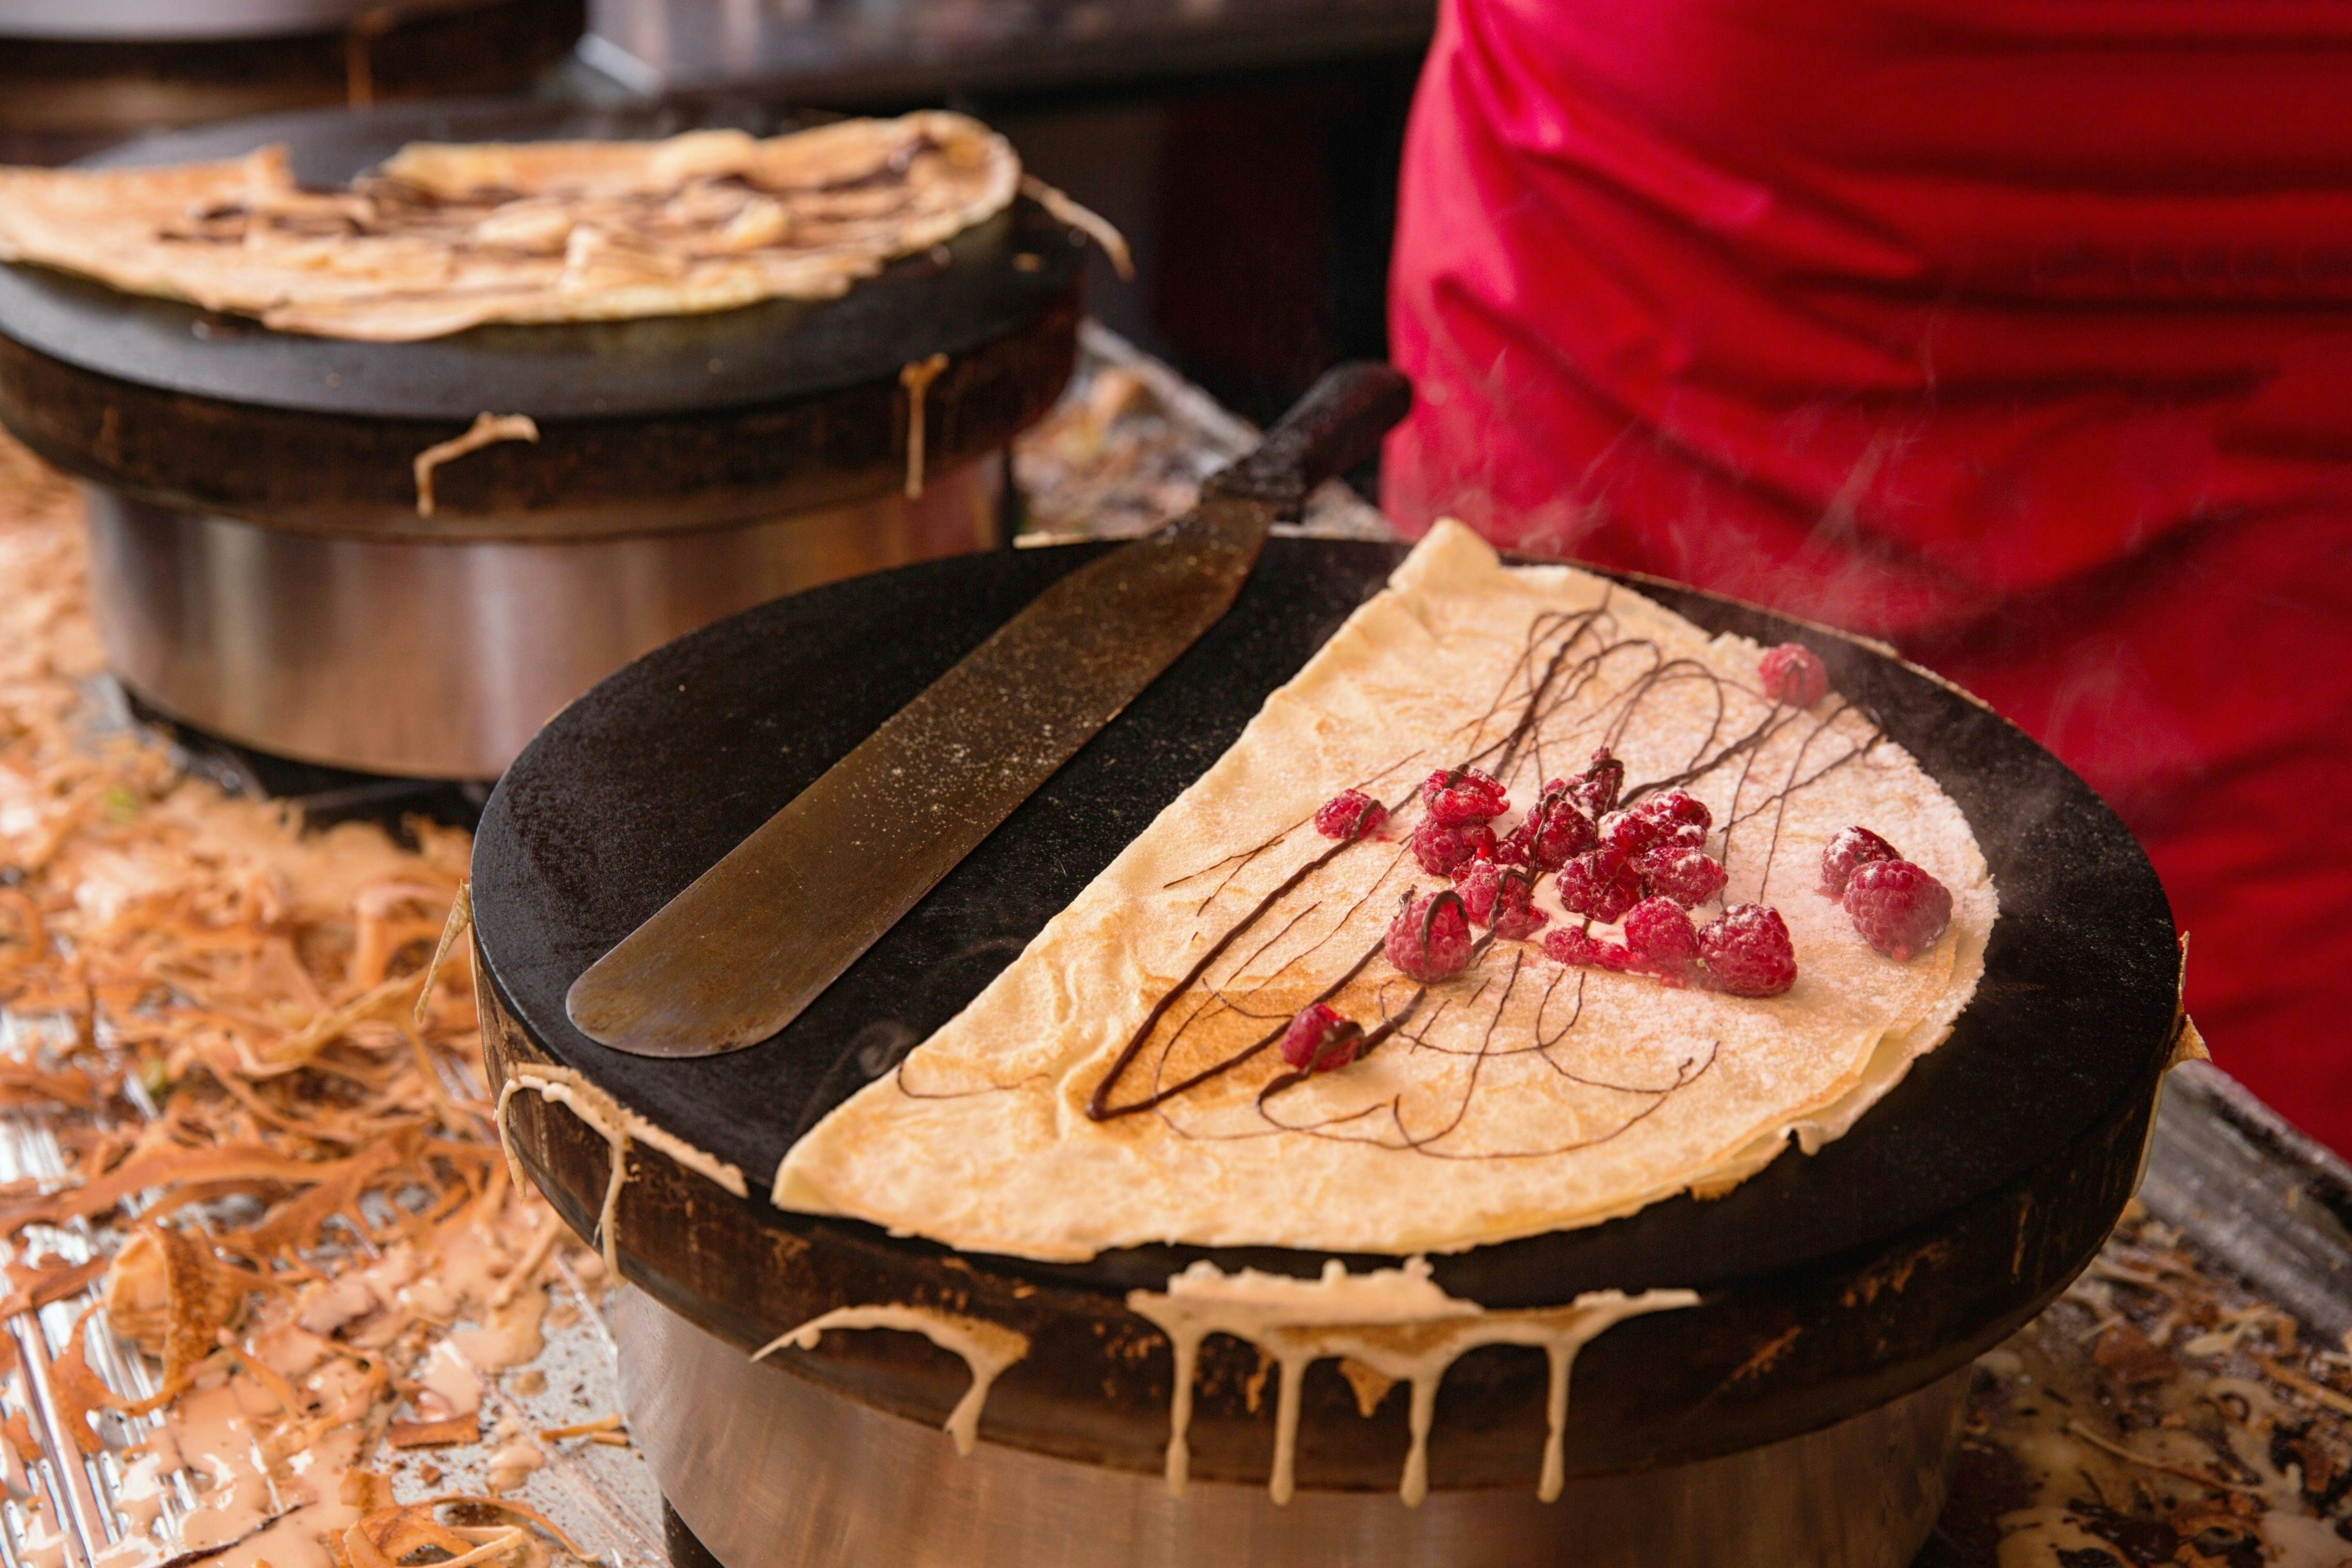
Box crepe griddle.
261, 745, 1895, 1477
0, 98, 1081, 539
472, 539, 2183, 1490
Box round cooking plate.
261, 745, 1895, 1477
471, 539, 2182, 1486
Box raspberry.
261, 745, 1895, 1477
1542, 927, 1602, 966
1759, 643, 1829, 708
1315, 789, 1388, 841
1412, 818, 1496, 878
1491, 882, 1551, 942
1635, 846, 1728, 908
1698, 904, 1797, 997
1843, 860, 1952, 961
1556, 846, 1642, 924
1598, 810, 1657, 857
1563, 749, 1624, 819
1641, 789, 1714, 833
1454, 854, 1504, 922
1453, 856, 1552, 940
1622, 897, 1701, 982
1279, 1002, 1364, 1072
1420, 766, 1510, 826
1499, 790, 1598, 870
1818, 825, 1900, 898
1601, 808, 1705, 860
1385, 891, 1476, 982
1540, 926, 1632, 971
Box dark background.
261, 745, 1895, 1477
577, 0, 1434, 425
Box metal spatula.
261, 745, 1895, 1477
566, 362, 1412, 1058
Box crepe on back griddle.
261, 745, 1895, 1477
773, 522, 1998, 1263
0, 113, 1018, 342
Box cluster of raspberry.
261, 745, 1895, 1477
1278, 644, 1952, 1078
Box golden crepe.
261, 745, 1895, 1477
0, 114, 1019, 342
775, 522, 1997, 1262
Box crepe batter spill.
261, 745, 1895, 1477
752, 1304, 1028, 1457
493, 1063, 749, 1279
1080, 599, 1886, 1159
1127, 1259, 1697, 1506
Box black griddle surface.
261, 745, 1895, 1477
471, 539, 2180, 1308
0, 99, 1082, 422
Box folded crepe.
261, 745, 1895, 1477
775, 522, 1997, 1262
0, 113, 1018, 341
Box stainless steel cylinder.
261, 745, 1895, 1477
83, 457, 1002, 779
0, 0, 447, 40
613, 1288, 1964, 1568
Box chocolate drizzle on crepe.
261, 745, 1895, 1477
160, 137, 953, 258
770, 526, 1991, 1260
1081, 598, 1885, 1157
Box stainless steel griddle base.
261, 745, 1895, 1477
1, 0, 439, 41
82, 458, 1002, 780
614, 1289, 1964, 1568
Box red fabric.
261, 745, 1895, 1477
1387, 0, 2352, 1147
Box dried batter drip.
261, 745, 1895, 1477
493, 1063, 749, 1279
752, 1304, 1029, 1455
899, 352, 950, 499
413, 415, 538, 519
1127, 1258, 1694, 1504
1018, 175, 1134, 281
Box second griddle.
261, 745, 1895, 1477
0, 99, 1083, 537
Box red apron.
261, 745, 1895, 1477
1387, 0, 2352, 1146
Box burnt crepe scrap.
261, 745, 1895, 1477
0, 113, 1018, 342
774, 522, 1997, 1262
